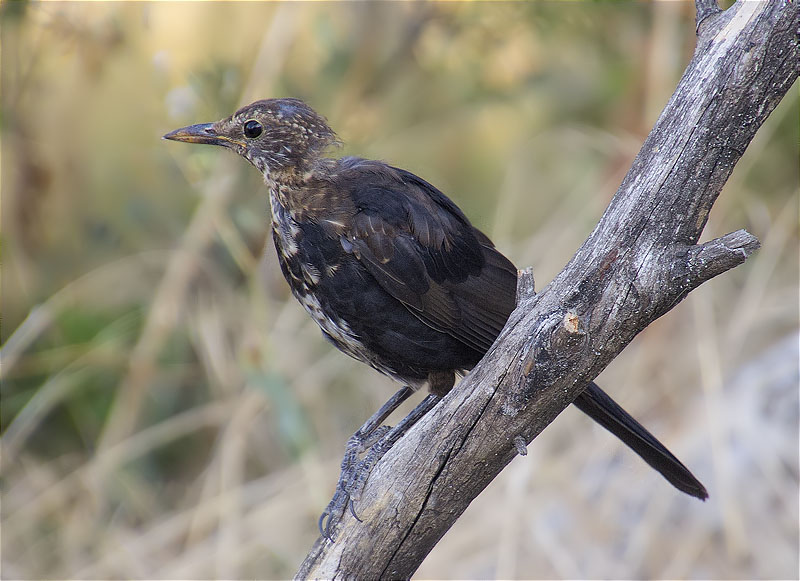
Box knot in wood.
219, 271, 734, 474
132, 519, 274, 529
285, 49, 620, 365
551, 310, 588, 355
512, 310, 589, 402
563, 311, 582, 335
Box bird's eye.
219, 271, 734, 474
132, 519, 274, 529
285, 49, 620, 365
243, 120, 262, 139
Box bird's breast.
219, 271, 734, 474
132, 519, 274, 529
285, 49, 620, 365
268, 187, 374, 362
270, 193, 318, 293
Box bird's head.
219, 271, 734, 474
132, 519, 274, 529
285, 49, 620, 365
163, 98, 338, 176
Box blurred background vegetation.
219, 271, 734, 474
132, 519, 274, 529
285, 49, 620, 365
1, 2, 797, 579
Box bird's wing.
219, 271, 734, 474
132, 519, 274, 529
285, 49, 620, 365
333, 160, 518, 354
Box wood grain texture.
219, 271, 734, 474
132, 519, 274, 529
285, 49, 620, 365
296, 1, 798, 578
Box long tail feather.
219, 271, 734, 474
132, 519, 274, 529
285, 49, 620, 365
573, 382, 708, 500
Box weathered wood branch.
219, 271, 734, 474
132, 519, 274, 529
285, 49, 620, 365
297, 1, 798, 578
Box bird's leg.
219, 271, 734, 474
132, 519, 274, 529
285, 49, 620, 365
334, 386, 415, 497
346, 394, 440, 514
319, 385, 415, 537
319, 372, 455, 538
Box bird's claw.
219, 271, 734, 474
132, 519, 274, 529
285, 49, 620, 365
318, 490, 348, 541
317, 428, 383, 539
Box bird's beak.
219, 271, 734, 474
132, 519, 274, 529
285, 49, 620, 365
163, 123, 232, 147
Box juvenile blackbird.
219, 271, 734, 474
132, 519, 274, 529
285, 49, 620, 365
164, 98, 707, 536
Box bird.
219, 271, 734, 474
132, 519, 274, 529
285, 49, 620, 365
164, 98, 708, 537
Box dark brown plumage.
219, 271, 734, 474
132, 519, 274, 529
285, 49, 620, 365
164, 98, 707, 536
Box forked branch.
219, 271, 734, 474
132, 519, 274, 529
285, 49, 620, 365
297, 1, 798, 578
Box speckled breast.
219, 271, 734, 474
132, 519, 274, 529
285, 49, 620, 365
267, 186, 408, 383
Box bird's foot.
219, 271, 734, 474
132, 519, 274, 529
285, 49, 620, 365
318, 386, 415, 540
318, 392, 440, 541
318, 424, 392, 539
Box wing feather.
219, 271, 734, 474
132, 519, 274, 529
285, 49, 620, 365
334, 159, 518, 354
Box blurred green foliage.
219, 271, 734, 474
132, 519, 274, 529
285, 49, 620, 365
1, 2, 797, 579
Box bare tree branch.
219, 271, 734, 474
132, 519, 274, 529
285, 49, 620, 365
297, 1, 798, 578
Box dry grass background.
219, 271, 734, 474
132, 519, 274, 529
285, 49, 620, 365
1, 2, 798, 580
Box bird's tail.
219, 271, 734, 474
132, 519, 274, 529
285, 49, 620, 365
573, 381, 708, 500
